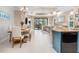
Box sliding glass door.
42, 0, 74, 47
34, 18, 48, 30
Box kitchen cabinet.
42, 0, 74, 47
53, 31, 79, 53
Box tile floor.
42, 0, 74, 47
0, 30, 56, 53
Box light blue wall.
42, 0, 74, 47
53, 32, 61, 53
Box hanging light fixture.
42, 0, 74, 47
19, 6, 28, 25
57, 11, 62, 16
53, 11, 57, 15
20, 6, 28, 12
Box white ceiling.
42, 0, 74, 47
13, 6, 76, 15
14, 6, 74, 11
56, 6, 74, 12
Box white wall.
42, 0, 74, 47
0, 6, 14, 43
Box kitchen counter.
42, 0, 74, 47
52, 25, 79, 53
52, 26, 79, 32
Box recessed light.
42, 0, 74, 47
53, 11, 56, 15
57, 11, 62, 16
70, 11, 74, 15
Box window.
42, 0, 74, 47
34, 17, 48, 29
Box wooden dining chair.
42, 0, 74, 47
21, 29, 31, 43
11, 26, 24, 48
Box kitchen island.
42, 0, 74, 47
52, 26, 79, 53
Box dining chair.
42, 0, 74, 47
25, 29, 31, 41
11, 26, 24, 48
43, 26, 51, 33
21, 24, 31, 41
21, 24, 27, 29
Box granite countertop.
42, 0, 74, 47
52, 25, 79, 32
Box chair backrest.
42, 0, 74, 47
12, 26, 21, 37
23, 24, 28, 29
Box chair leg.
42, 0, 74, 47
29, 34, 31, 41
12, 39, 14, 48
9, 33, 11, 42
20, 39, 22, 48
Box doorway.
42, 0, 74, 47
61, 32, 77, 53
34, 18, 48, 30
